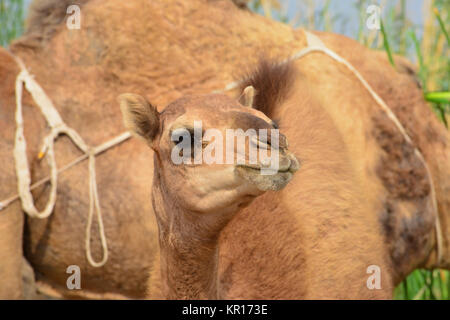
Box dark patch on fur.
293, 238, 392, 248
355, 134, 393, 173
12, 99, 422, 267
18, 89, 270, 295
379, 198, 434, 281
373, 111, 436, 280
372, 112, 430, 199
379, 200, 396, 240
239, 59, 297, 118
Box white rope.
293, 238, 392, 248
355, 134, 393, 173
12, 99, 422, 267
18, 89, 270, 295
0, 132, 130, 211
13, 70, 57, 219
1, 29, 442, 266
7, 57, 124, 267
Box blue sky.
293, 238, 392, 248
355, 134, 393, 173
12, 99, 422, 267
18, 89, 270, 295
247, 0, 431, 61
268, 0, 425, 36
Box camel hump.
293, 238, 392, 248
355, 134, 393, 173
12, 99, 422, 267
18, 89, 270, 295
23, 0, 248, 46
24, 0, 90, 44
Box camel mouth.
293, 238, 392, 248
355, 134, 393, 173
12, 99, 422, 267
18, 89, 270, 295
236, 155, 299, 191
237, 153, 300, 175
238, 165, 297, 174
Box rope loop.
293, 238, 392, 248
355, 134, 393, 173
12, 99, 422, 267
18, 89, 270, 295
12, 58, 109, 268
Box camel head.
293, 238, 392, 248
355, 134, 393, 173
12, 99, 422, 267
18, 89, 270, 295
118, 89, 299, 215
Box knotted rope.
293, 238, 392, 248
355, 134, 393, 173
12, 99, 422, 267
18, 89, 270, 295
1, 30, 442, 267
8, 57, 133, 267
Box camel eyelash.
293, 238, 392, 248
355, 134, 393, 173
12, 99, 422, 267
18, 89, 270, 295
170, 127, 206, 151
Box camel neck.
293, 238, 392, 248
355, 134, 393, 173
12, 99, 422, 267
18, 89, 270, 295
152, 172, 223, 299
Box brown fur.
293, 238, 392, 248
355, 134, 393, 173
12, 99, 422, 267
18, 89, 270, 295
239, 59, 297, 117
215, 60, 395, 299
0, 0, 448, 299
0, 50, 25, 299
373, 110, 430, 200
314, 30, 449, 276
23, 0, 249, 46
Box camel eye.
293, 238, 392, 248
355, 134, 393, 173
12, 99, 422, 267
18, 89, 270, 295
188, 128, 197, 152
171, 128, 186, 145
171, 127, 203, 159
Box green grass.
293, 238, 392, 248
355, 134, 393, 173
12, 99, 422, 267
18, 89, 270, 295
0, 0, 25, 47
394, 269, 449, 300
380, 18, 396, 67
434, 7, 450, 45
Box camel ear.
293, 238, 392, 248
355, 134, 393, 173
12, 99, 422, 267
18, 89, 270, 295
118, 93, 160, 143
239, 85, 256, 108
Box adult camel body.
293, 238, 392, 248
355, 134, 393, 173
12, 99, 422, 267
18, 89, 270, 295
0, 0, 448, 299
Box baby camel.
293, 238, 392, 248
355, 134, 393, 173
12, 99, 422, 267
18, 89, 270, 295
119, 90, 299, 299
